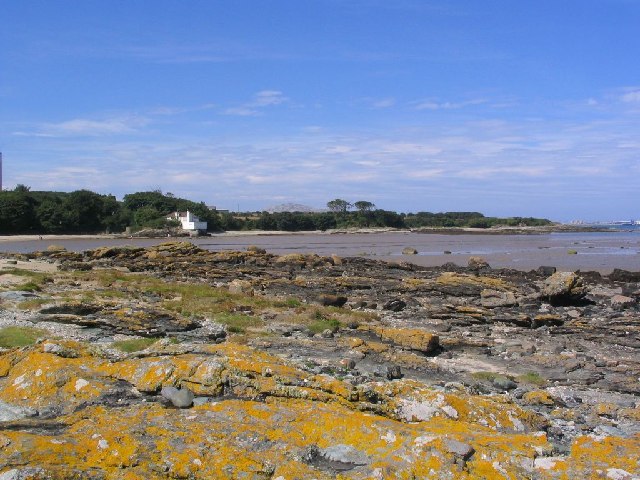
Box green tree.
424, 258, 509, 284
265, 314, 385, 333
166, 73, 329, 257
354, 201, 376, 227
62, 190, 112, 232
35, 197, 68, 232
327, 199, 351, 213
354, 201, 375, 213
0, 191, 37, 233
133, 206, 164, 227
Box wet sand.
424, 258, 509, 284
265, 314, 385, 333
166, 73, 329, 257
1, 230, 638, 273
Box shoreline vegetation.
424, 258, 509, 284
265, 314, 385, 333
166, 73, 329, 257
1, 187, 561, 236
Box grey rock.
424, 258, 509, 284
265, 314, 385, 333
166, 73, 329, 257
42, 341, 82, 358
320, 444, 370, 466
608, 269, 640, 282
566, 369, 602, 385
320, 329, 334, 338
444, 439, 475, 460
481, 289, 517, 308
382, 299, 406, 312
611, 295, 636, 309
0, 469, 47, 480
537, 266, 557, 276
160, 386, 194, 408
540, 272, 587, 305
402, 247, 418, 255
267, 323, 300, 336
0, 291, 39, 301
385, 365, 402, 380
492, 376, 518, 391
0, 400, 37, 422
175, 319, 226, 342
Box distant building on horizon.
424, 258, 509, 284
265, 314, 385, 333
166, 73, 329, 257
166, 210, 208, 233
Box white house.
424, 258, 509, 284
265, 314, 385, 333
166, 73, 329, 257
166, 210, 207, 232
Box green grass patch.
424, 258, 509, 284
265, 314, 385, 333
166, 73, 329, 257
308, 317, 341, 334
16, 298, 54, 310
215, 312, 263, 334
516, 372, 546, 386
273, 297, 302, 308
112, 337, 158, 352
0, 268, 50, 280
471, 371, 504, 382
14, 281, 42, 292
0, 326, 47, 348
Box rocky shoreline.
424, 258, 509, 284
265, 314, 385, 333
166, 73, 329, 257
0, 242, 638, 479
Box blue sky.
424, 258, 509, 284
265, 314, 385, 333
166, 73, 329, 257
1, 0, 639, 221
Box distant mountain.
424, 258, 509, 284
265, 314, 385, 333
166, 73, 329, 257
264, 203, 325, 213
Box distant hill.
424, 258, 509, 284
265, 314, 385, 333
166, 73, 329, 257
264, 203, 324, 213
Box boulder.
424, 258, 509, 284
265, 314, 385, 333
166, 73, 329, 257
228, 279, 254, 295
382, 298, 406, 312
541, 272, 587, 305
538, 266, 557, 276
468, 256, 490, 270
317, 294, 348, 307
246, 245, 266, 254
480, 289, 517, 308
611, 295, 636, 310
402, 247, 418, 255
608, 269, 640, 282
373, 327, 439, 354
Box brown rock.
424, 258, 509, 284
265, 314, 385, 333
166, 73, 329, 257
541, 271, 587, 305
373, 327, 439, 354
228, 279, 254, 295
468, 256, 490, 270
317, 294, 348, 307
480, 289, 517, 308
611, 295, 636, 309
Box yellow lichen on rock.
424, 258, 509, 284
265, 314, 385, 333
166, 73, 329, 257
370, 326, 439, 353
436, 272, 513, 291
1, 340, 639, 479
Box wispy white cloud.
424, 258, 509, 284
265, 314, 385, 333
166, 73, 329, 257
223, 107, 261, 117
406, 169, 445, 179
13, 115, 150, 138
620, 88, 640, 103
371, 97, 396, 108
455, 166, 553, 179
253, 90, 287, 107
223, 90, 288, 116
414, 98, 487, 110
5, 88, 639, 220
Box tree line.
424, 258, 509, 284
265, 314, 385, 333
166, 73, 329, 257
0, 188, 551, 234
0, 187, 222, 234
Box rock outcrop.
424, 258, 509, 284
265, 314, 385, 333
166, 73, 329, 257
0, 242, 638, 478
